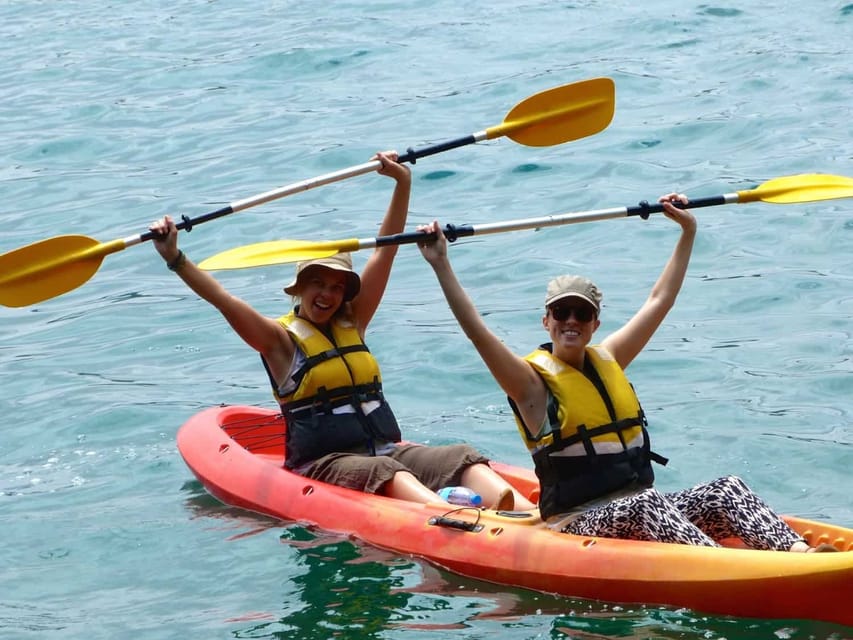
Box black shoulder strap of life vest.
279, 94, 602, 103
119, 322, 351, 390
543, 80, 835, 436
290, 343, 370, 388
582, 357, 617, 421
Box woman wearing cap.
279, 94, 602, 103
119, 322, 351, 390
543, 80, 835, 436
149, 151, 533, 511
417, 192, 830, 551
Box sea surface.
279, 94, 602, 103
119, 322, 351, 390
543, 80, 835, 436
2, 2, 852, 638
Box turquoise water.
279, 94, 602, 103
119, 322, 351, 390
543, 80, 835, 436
2, 1, 852, 638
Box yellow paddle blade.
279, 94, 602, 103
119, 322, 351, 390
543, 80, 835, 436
742, 173, 853, 204
487, 77, 615, 147
199, 239, 359, 270
0, 235, 109, 307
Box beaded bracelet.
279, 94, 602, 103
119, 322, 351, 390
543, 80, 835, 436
167, 250, 187, 272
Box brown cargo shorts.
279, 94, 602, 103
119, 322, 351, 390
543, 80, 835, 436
303, 443, 489, 494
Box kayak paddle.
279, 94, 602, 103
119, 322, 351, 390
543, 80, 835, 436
0, 77, 615, 309
197, 173, 853, 269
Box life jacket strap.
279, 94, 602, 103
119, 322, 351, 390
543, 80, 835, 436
540, 415, 646, 458
290, 343, 370, 387
283, 380, 384, 413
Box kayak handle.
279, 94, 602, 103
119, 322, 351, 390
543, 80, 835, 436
428, 515, 484, 532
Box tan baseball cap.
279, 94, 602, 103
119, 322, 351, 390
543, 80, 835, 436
283, 253, 361, 301
544, 274, 602, 312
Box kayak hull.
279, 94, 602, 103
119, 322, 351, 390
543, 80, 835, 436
177, 405, 853, 627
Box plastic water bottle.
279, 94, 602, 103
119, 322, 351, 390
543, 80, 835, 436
438, 486, 483, 507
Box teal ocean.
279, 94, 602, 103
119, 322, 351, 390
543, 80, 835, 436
2, 2, 852, 638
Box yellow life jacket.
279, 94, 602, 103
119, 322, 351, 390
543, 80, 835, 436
275, 311, 382, 408
268, 310, 400, 470
518, 344, 645, 455
510, 343, 666, 519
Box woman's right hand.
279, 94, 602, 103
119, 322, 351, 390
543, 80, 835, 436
149, 215, 181, 263
416, 219, 447, 266
658, 192, 697, 234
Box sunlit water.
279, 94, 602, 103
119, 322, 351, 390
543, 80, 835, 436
2, 2, 852, 638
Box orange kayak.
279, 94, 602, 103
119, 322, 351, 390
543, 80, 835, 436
177, 404, 853, 626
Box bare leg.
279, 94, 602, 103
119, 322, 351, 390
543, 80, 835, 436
461, 463, 537, 511
384, 471, 443, 503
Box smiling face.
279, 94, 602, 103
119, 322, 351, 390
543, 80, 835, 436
295, 266, 349, 325
542, 298, 600, 368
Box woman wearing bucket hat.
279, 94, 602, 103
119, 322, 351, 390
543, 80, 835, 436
417, 193, 830, 551
150, 151, 533, 511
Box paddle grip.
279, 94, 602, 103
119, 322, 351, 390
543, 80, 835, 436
442, 223, 476, 242
398, 135, 477, 164
373, 223, 476, 250
138, 206, 235, 243
626, 195, 728, 219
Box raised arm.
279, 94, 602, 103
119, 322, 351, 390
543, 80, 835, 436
601, 193, 697, 369
352, 150, 412, 333
418, 220, 547, 421
150, 215, 288, 359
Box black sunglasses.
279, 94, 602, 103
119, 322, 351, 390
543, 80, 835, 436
548, 303, 596, 323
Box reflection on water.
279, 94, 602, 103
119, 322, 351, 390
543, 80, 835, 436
182, 482, 851, 640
